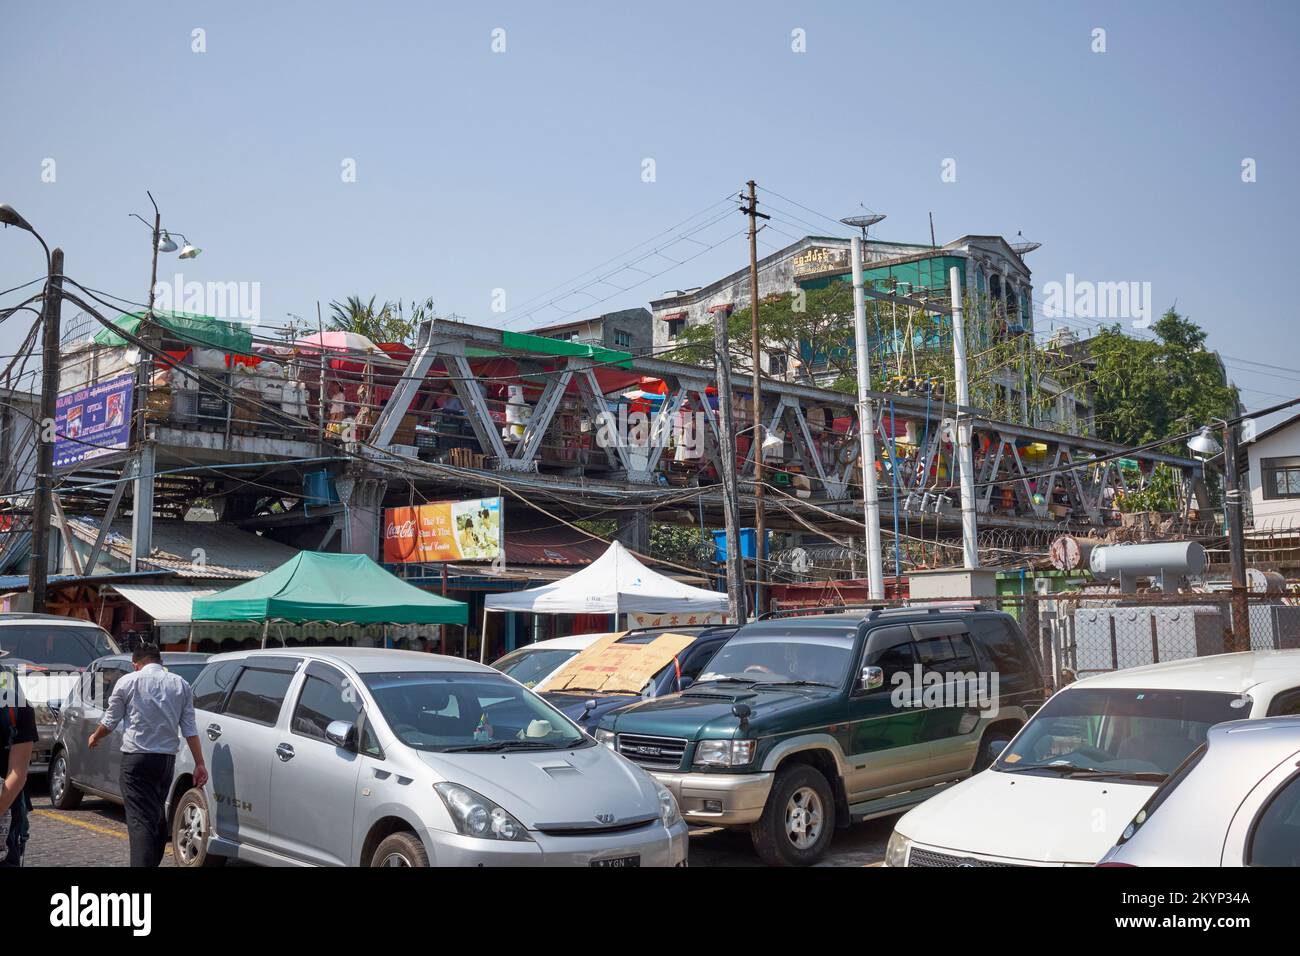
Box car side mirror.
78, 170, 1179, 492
861, 666, 884, 691
325, 719, 358, 751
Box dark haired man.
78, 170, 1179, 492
89, 643, 209, 867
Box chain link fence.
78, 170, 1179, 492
996, 591, 1300, 689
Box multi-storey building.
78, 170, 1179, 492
649, 232, 1093, 436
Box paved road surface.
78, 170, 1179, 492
22, 778, 894, 867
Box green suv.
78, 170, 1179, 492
594, 606, 1045, 865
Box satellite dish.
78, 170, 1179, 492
839, 213, 886, 230
840, 209, 887, 240
1010, 231, 1041, 256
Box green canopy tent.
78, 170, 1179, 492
191, 551, 467, 648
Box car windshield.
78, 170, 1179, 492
697, 633, 854, 688
0, 624, 119, 669
491, 647, 580, 688
995, 686, 1245, 780
362, 671, 590, 752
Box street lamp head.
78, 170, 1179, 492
178, 242, 202, 259
157, 231, 179, 253
0, 203, 34, 232
1187, 425, 1223, 459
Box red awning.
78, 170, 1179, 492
660, 311, 687, 321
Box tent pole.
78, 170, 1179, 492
479, 607, 489, 663
261, 619, 269, 650
186, 621, 193, 652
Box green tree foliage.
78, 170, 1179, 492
327, 295, 440, 345
1071, 309, 1238, 450
663, 282, 1038, 412
664, 284, 859, 391
649, 523, 713, 567
1063, 310, 1237, 514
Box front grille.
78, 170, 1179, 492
537, 815, 658, 837
616, 733, 687, 770
908, 848, 1026, 868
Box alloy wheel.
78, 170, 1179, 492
177, 802, 207, 864
784, 785, 824, 850
50, 756, 67, 804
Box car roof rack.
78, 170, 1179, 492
758, 601, 985, 621
757, 604, 892, 620
618, 623, 730, 636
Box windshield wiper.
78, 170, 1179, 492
1059, 768, 1167, 781
442, 739, 576, 753
998, 762, 1166, 781
752, 680, 837, 689
997, 761, 1090, 775
692, 676, 759, 686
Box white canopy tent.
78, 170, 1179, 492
482, 541, 729, 659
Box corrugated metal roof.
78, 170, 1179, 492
0, 570, 178, 593
66, 518, 298, 579
505, 527, 607, 566
109, 584, 222, 623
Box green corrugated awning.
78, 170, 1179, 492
93, 311, 254, 354
191, 552, 468, 625
500, 330, 632, 369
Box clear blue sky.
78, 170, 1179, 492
2, 0, 1297, 416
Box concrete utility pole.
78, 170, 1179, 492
740, 181, 770, 615
850, 237, 885, 599
948, 266, 979, 569
713, 307, 746, 624
29, 247, 64, 613
1222, 421, 1250, 650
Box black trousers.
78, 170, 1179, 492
119, 752, 175, 868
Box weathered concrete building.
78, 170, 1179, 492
649, 232, 1093, 436
531, 307, 653, 357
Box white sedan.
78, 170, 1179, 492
886, 650, 1300, 866
490, 633, 607, 691
1098, 716, 1300, 866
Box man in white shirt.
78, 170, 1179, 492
89, 643, 209, 867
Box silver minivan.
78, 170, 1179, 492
167, 648, 689, 867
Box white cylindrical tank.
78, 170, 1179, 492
1089, 541, 1206, 579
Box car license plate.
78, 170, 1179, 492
590, 854, 640, 868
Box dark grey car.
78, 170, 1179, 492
48, 651, 209, 809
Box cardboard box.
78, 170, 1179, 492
546, 631, 698, 695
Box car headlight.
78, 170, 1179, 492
655, 783, 681, 828
884, 830, 912, 867
433, 783, 533, 842
693, 739, 756, 767
594, 728, 616, 750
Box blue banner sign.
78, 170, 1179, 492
54, 373, 134, 468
